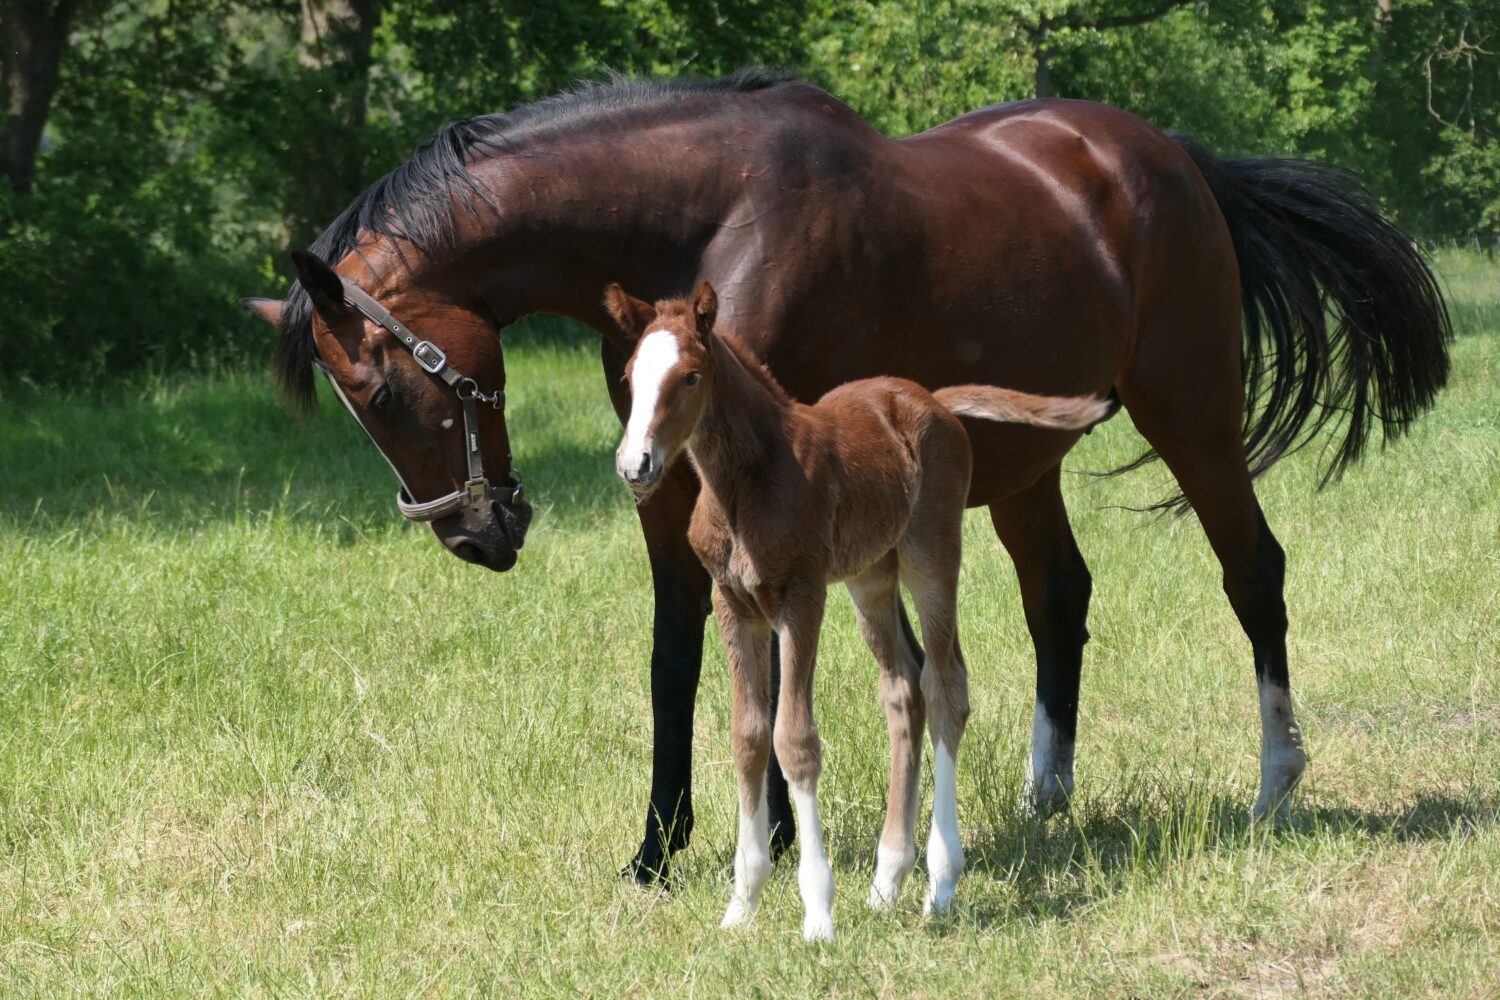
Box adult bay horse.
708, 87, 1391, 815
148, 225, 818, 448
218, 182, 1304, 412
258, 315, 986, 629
243, 70, 1451, 883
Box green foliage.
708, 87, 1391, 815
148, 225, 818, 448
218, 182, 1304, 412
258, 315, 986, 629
1, 0, 1498, 391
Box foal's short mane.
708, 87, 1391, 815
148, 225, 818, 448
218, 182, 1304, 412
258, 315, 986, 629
714, 326, 793, 408
275, 68, 797, 412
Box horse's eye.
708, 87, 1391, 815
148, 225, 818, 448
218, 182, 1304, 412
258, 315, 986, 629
684, 372, 701, 387
371, 384, 393, 412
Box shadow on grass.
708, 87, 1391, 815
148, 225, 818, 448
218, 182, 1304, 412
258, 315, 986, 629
940, 791, 1500, 926
811, 765, 1499, 928
0, 374, 623, 534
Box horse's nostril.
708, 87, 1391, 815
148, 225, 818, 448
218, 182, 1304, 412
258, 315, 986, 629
452, 541, 485, 565
637, 452, 653, 478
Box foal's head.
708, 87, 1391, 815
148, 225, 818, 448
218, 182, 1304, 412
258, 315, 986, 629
603, 282, 719, 497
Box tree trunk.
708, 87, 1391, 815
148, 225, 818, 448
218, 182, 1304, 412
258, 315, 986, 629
1, 0, 79, 195
1034, 44, 1053, 99
287, 0, 381, 248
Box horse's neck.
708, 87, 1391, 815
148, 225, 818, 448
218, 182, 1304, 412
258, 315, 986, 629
688, 336, 794, 510
466, 145, 736, 338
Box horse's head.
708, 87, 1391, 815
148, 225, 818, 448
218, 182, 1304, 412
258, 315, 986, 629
603, 281, 718, 500
246, 251, 532, 573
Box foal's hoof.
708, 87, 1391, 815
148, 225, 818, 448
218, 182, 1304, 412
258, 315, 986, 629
802, 912, 836, 943
721, 898, 756, 929
924, 884, 957, 917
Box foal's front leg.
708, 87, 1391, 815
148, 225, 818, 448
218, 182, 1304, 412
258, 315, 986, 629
774, 588, 836, 942
715, 591, 775, 929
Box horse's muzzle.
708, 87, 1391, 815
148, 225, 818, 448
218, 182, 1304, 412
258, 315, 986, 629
436, 494, 534, 573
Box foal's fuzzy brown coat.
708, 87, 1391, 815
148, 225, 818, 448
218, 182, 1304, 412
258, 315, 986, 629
606, 281, 1112, 940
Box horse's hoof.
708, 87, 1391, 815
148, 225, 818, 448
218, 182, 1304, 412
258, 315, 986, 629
769, 817, 796, 860
1022, 774, 1073, 819
1252, 751, 1306, 825
621, 852, 671, 887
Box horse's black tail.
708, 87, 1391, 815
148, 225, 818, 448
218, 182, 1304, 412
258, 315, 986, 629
1131, 136, 1452, 508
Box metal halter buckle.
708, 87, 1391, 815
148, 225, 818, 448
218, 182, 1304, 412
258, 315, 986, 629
412, 340, 447, 374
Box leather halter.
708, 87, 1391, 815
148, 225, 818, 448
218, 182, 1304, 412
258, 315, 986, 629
334, 277, 524, 522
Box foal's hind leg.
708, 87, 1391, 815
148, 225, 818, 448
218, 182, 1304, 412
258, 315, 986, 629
714, 590, 776, 929
846, 553, 925, 909
898, 530, 971, 913
773, 586, 837, 941
1118, 360, 1306, 822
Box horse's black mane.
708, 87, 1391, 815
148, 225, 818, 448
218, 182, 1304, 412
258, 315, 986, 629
275, 67, 796, 412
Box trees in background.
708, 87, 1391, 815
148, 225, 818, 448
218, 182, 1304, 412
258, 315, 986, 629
0, 0, 1495, 388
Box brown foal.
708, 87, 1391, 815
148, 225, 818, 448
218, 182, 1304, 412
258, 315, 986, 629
605, 282, 1111, 940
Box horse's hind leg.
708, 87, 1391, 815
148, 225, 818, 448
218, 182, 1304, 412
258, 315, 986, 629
1118, 346, 1307, 822
715, 590, 775, 929
897, 502, 971, 914
846, 552, 925, 909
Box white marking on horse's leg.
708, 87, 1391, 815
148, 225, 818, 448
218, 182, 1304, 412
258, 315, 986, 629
788, 782, 836, 942
924, 740, 964, 915
721, 783, 772, 929
868, 842, 916, 910
1024, 699, 1075, 815
617, 329, 679, 478
1253, 679, 1306, 823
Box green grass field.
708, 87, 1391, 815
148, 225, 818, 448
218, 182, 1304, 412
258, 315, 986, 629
1, 253, 1496, 997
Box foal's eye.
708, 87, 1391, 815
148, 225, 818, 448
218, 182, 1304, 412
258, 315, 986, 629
371, 384, 393, 412
683, 372, 701, 387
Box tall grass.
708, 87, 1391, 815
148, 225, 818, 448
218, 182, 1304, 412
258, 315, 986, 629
0, 259, 1496, 996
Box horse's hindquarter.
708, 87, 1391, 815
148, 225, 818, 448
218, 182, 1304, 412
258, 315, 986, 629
737, 97, 1221, 504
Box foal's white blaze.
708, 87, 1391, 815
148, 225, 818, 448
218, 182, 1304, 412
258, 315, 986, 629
788, 782, 836, 942
618, 329, 680, 480
1025, 699, 1076, 813
325, 375, 414, 494
925, 740, 964, 915
722, 784, 772, 929
1254, 679, 1307, 823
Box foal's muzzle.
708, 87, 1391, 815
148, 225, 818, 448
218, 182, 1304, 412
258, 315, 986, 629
616, 443, 665, 494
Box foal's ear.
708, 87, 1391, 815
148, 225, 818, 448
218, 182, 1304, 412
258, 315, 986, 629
290, 249, 352, 324
692, 281, 718, 339
602, 283, 656, 341
240, 297, 285, 329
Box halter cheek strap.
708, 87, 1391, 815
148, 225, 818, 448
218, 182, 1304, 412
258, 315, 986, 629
336, 277, 524, 522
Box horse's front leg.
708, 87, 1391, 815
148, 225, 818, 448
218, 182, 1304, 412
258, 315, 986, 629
625, 462, 713, 884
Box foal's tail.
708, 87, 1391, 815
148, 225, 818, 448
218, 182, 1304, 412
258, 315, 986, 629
934, 385, 1117, 431
1169, 135, 1452, 494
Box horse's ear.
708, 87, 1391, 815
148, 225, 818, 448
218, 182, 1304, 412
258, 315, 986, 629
240, 297, 285, 329
603, 283, 655, 341
692, 281, 718, 340
290, 250, 351, 323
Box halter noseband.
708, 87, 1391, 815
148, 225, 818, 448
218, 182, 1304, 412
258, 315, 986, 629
336, 277, 524, 522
